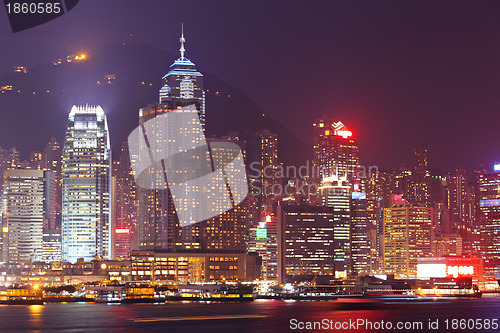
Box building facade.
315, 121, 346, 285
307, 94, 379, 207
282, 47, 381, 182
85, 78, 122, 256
62, 105, 111, 263
478, 167, 500, 276
2, 169, 55, 263
313, 118, 360, 182
383, 205, 433, 277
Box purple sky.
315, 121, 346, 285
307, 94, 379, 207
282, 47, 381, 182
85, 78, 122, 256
1, 0, 500, 172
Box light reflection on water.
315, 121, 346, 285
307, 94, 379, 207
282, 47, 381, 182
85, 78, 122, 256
0, 296, 497, 332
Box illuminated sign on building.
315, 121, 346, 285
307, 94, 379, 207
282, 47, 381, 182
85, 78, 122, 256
332, 121, 353, 138
447, 265, 474, 278
417, 257, 481, 280
116, 228, 130, 234
351, 192, 366, 200
256, 228, 267, 240
480, 199, 500, 207
417, 264, 447, 278
494, 164, 500, 171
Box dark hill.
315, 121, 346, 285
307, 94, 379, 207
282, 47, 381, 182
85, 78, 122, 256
0, 42, 311, 167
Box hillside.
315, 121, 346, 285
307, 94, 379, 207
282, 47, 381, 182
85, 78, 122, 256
0, 42, 311, 167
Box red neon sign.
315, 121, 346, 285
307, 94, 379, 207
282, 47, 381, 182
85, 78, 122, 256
115, 228, 130, 234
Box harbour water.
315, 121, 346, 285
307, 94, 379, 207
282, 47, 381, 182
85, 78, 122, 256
0, 295, 499, 332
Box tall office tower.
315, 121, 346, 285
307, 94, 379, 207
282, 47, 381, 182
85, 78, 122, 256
62, 105, 111, 263
246, 130, 280, 219
313, 117, 360, 182
159, 25, 205, 124
477, 165, 500, 276
138, 28, 205, 252
2, 169, 55, 263
318, 175, 351, 276
113, 141, 139, 256
247, 214, 277, 280
42, 138, 63, 229
199, 137, 250, 253
351, 191, 370, 275
393, 165, 412, 201
365, 171, 394, 272
448, 168, 469, 230
383, 205, 433, 278
429, 169, 450, 233
277, 203, 336, 282
408, 147, 431, 206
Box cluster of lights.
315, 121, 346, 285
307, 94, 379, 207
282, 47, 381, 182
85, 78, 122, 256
74, 54, 87, 60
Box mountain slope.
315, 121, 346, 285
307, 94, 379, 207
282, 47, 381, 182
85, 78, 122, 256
0, 42, 311, 167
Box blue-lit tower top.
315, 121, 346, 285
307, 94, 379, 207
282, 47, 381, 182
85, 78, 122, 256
159, 24, 205, 125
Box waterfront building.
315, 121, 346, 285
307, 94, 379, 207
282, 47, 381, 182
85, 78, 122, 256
2, 169, 55, 263
277, 202, 337, 282
478, 165, 500, 276
318, 175, 351, 275
138, 28, 205, 252
130, 251, 261, 282
383, 205, 433, 277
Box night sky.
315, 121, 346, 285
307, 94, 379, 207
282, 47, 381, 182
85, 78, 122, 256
1, 0, 500, 173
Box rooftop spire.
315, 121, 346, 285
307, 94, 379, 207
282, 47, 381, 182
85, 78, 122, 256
179, 23, 186, 60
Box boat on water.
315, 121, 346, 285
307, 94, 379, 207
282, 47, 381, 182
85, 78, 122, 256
94, 293, 123, 303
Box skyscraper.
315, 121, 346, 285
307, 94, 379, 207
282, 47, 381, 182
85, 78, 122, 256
42, 138, 62, 229
478, 165, 500, 276
138, 27, 205, 252
383, 205, 433, 277
113, 141, 139, 256
246, 130, 280, 219
62, 105, 111, 263
448, 168, 472, 229
318, 175, 351, 276
2, 169, 55, 263
313, 118, 360, 182
365, 171, 394, 272
277, 203, 336, 282
408, 147, 431, 207
351, 191, 370, 275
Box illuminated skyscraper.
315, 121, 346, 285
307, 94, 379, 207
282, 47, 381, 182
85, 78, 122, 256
313, 118, 360, 182
277, 203, 336, 282
319, 175, 351, 276
42, 138, 62, 229
62, 105, 111, 263
383, 205, 433, 277
246, 130, 280, 218
365, 171, 394, 272
408, 147, 431, 207
138, 27, 205, 252
113, 141, 139, 256
2, 169, 55, 263
448, 167, 474, 229
478, 165, 500, 276
351, 191, 370, 275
